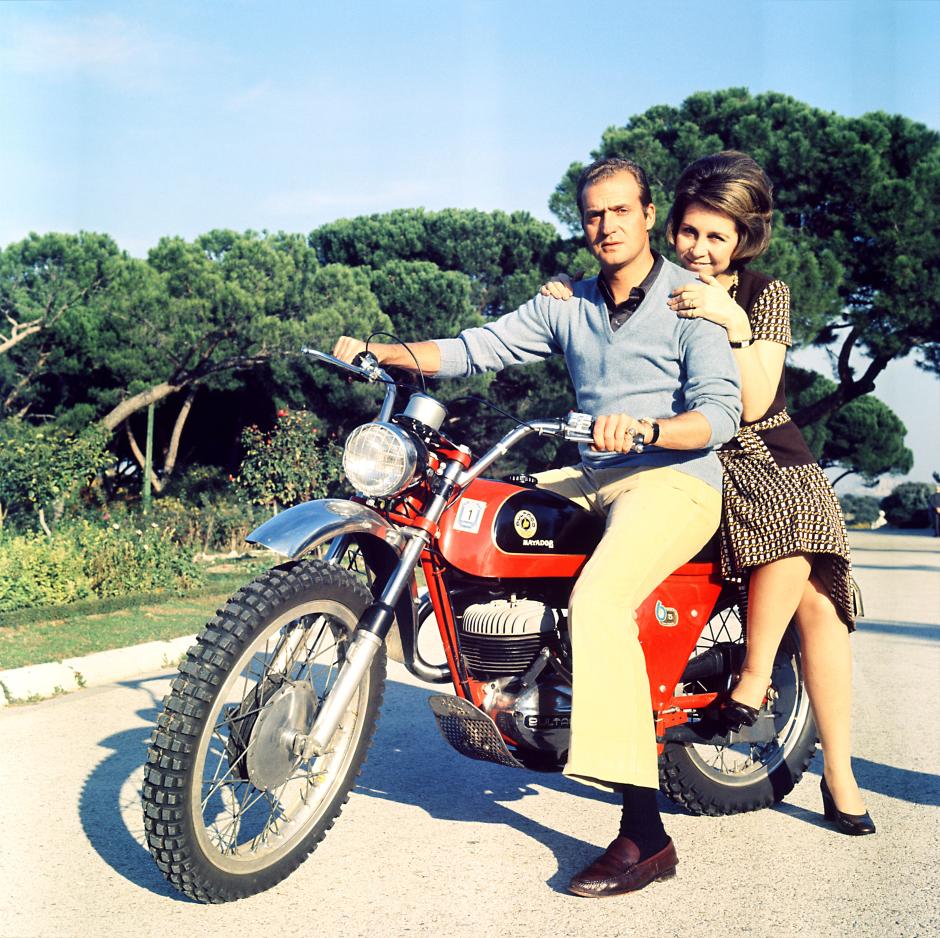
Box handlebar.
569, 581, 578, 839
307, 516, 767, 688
302, 346, 399, 422
456, 412, 596, 487
300, 347, 394, 384
301, 345, 597, 479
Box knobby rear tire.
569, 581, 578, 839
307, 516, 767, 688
142, 558, 386, 903
659, 600, 817, 816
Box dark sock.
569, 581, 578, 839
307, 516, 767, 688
618, 784, 669, 860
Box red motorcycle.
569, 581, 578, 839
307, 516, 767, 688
143, 348, 817, 903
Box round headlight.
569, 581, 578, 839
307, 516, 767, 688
343, 422, 420, 497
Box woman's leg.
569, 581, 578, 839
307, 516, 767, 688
732, 554, 813, 709
795, 575, 866, 814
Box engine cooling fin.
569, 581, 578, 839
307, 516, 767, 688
427, 694, 524, 769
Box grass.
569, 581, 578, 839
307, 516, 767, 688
0, 558, 270, 671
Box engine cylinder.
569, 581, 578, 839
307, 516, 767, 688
459, 598, 556, 678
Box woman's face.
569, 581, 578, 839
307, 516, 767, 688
674, 202, 740, 277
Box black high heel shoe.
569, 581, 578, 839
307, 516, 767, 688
703, 673, 763, 733
820, 777, 876, 835
714, 692, 760, 732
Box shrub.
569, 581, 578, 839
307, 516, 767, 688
839, 494, 882, 528
236, 409, 343, 511
0, 531, 92, 611
97, 494, 267, 555
0, 420, 111, 531
75, 520, 203, 598
880, 482, 932, 529
0, 520, 204, 613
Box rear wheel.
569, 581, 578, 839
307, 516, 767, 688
659, 598, 817, 815
142, 558, 386, 902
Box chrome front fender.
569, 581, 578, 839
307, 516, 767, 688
246, 498, 405, 559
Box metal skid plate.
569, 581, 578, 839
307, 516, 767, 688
427, 694, 524, 769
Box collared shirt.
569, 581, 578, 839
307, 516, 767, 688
598, 252, 665, 331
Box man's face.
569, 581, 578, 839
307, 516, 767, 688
581, 172, 656, 273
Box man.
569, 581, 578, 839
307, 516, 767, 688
333, 157, 741, 897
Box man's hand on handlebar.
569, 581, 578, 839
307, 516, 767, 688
331, 336, 442, 376
592, 413, 653, 453
332, 336, 369, 364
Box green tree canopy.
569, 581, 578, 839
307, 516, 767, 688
367, 259, 481, 341
311, 207, 563, 316
551, 89, 940, 420
97, 232, 389, 431
786, 365, 912, 484
0, 232, 127, 419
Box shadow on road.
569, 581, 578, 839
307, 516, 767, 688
850, 756, 940, 807
779, 756, 940, 828
78, 675, 196, 902
79, 672, 940, 900
853, 564, 939, 573
856, 619, 940, 641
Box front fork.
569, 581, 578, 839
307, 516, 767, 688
293, 461, 464, 758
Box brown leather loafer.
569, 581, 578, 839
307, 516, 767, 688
568, 836, 678, 898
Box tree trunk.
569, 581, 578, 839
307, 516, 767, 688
791, 335, 891, 427
163, 387, 197, 479
125, 420, 164, 493
0, 317, 44, 355
831, 469, 856, 487
101, 382, 184, 432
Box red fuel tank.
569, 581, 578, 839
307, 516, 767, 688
437, 478, 603, 579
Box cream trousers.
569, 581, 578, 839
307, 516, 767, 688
535, 463, 721, 791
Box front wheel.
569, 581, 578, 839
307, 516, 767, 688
142, 558, 386, 902
659, 598, 817, 816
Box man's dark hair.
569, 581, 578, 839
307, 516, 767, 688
575, 157, 654, 217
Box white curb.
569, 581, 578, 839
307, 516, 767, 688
0, 662, 81, 703
0, 634, 198, 707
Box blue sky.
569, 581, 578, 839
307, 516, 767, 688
1, 0, 938, 486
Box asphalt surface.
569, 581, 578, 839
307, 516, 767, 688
1, 529, 938, 938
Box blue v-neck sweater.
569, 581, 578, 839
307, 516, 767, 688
434, 256, 741, 491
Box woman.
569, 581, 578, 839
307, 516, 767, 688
543, 151, 875, 834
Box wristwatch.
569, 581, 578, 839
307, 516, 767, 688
631, 418, 660, 452
638, 418, 660, 445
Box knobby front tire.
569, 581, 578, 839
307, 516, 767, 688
142, 558, 386, 903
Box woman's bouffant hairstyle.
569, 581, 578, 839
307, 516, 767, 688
667, 151, 774, 266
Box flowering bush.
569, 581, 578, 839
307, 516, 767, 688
101, 495, 267, 555
236, 409, 343, 511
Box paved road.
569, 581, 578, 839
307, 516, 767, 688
1, 531, 938, 938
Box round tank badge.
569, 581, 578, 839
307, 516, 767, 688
513, 509, 537, 540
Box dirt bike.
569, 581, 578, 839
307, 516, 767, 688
142, 347, 817, 903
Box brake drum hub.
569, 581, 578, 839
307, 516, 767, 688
246, 682, 318, 790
